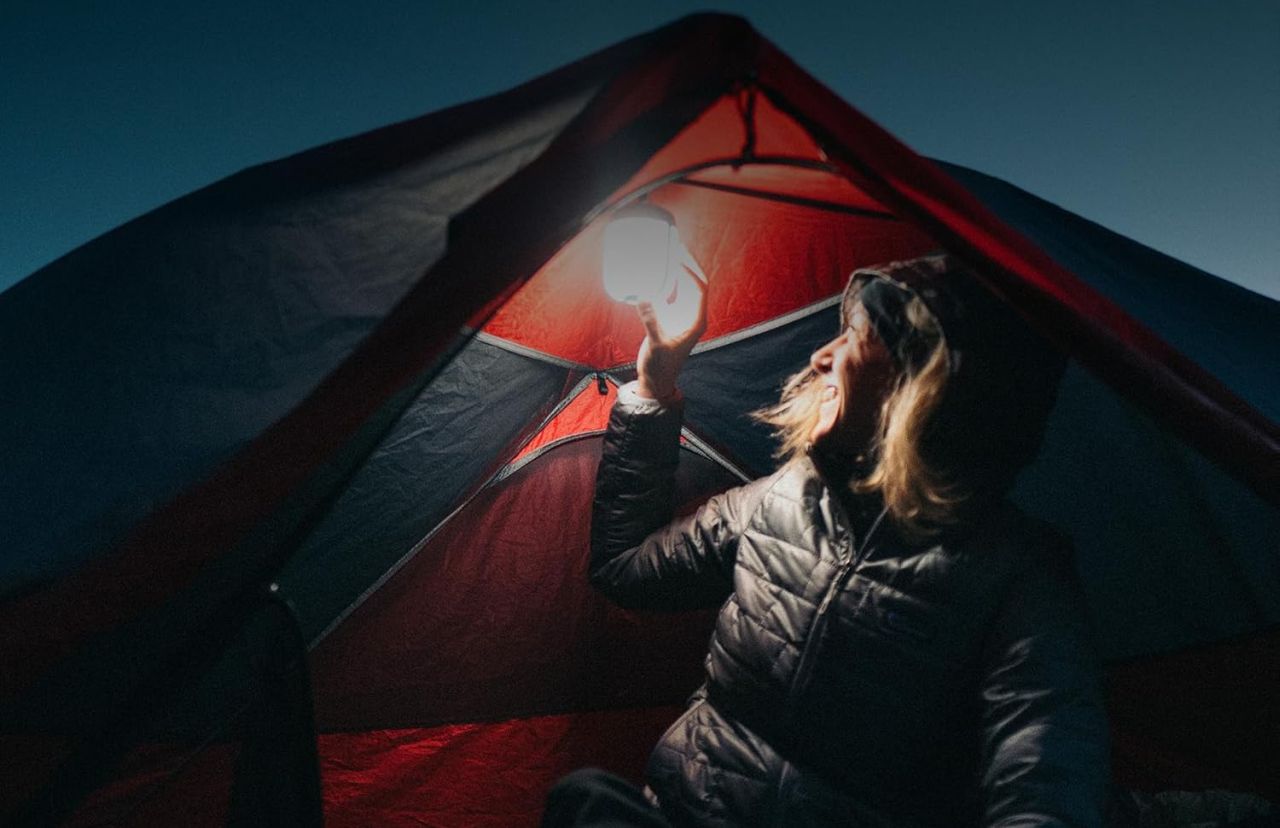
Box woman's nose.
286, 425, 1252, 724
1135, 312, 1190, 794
810, 337, 838, 372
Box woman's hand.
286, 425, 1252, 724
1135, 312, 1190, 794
635, 244, 708, 402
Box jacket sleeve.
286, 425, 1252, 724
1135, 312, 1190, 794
588, 387, 761, 611
979, 538, 1111, 827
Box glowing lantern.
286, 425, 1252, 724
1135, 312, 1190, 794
602, 202, 680, 304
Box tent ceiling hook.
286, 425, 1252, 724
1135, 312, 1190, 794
734, 73, 758, 169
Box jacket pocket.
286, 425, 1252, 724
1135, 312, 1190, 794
879, 604, 935, 641
646, 700, 718, 822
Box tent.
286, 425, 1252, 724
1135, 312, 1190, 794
1, 13, 1277, 826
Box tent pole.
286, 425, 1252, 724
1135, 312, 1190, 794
584, 156, 849, 225
228, 585, 324, 827
670, 177, 899, 220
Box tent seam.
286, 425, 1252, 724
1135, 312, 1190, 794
472, 331, 597, 370
308, 371, 597, 649
602, 294, 840, 373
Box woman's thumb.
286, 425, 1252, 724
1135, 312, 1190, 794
636, 301, 664, 341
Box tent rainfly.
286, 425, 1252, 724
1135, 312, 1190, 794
1, 13, 1277, 827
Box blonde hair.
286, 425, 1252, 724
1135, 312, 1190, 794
755, 295, 964, 542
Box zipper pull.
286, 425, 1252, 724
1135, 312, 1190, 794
836, 532, 853, 565
817, 587, 837, 617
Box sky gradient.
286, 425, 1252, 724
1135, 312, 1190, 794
2, 1, 1277, 299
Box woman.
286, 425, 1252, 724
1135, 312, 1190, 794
549, 254, 1110, 827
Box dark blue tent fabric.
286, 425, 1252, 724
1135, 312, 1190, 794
680, 304, 839, 477
0, 63, 599, 602
1015, 362, 1280, 659
940, 162, 1280, 421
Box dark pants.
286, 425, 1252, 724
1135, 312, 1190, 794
542, 768, 673, 827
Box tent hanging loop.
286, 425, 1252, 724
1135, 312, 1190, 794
733, 74, 759, 168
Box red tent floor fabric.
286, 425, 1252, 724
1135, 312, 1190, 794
319, 708, 682, 828
17, 709, 678, 828
64, 743, 236, 828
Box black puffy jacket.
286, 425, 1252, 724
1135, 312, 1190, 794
590, 390, 1110, 827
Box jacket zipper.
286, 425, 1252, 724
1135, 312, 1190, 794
772, 506, 887, 823
784, 506, 888, 720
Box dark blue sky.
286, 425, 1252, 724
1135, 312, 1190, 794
2, 1, 1277, 298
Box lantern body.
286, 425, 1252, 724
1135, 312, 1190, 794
602, 204, 678, 304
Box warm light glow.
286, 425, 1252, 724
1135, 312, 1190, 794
652, 262, 704, 337
602, 203, 678, 304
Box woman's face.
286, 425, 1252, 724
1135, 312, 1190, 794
808, 304, 897, 452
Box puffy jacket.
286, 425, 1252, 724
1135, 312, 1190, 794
590, 390, 1110, 827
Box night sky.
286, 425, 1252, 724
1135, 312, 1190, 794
2, 1, 1277, 299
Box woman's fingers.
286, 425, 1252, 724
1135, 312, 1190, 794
632, 243, 708, 399
636, 300, 666, 343
680, 241, 708, 285
637, 242, 708, 350
647, 267, 704, 344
